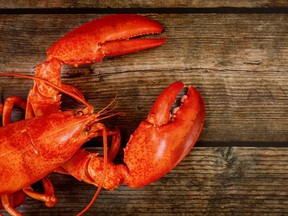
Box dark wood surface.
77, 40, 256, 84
0, 1, 288, 215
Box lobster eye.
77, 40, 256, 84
85, 125, 91, 132
76, 110, 84, 116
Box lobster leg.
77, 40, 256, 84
0, 190, 26, 216
107, 128, 121, 161
1, 194, 23, 216
1, 179, 56, 214
23, 177, 57, 208
1, 96, 26, 126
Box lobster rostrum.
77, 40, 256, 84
0, 14, 205, 215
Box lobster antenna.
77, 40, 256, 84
76, 128, 109, 216
95, 97, 125, 119
0, 73, 93, 110
97, 94, 118, 115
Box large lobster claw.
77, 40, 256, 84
46, 14, 166, 66
124, 82, 205, 188
57, 82, 205, 191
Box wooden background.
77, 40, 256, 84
0, 1, 288, 215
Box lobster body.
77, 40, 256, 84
0, 110, 99, 195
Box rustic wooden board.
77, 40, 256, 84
0, 0, 288, 9
0, 14, 287, 143
0, 147, 285, 215
0, 4, 288, 216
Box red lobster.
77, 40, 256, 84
0, 14, 205, 215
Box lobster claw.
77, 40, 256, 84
124, 82, 205, 188
46, 14, 166, 66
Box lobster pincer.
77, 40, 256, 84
47, 14, 166, 66
60, 82, 205, 191
124, 81, 205, 188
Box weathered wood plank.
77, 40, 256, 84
0, 0, 288, 9
0, 147, 287, 215
0, 14, 287, 143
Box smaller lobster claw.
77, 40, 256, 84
124, 82, 205, 188
47, 14, 166, 67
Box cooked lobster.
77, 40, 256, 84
0, 14, 205, 215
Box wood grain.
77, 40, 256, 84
0, 0, 288, 9
0, 2, 288, 216
0, 14, 287, 143
1, 147, 285, 215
